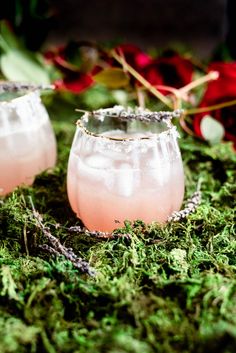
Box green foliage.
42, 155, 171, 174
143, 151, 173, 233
0, 20, 54, 83
200, 115, 225, 145
0, 1, 53, 50
0, 96, 236, 353
0, 49, 51, 84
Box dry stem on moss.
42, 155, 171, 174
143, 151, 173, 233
168, 190, 202, 222
29, 197, 95, 276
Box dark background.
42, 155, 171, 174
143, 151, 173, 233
2, 0, 236, 58
47, 0, 228, 57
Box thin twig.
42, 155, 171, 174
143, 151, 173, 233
150, 239, 168, 245
136, 85, 146, 109
179, 113, 196, 136
178, 71, 219, 95
185, 99, 236, 115
139, 84, 180, 96
111, 50, 173, 108
23, 223, 29, 256
28, 197, 95, 276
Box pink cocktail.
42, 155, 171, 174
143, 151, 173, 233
67, 106, 185, 232
0, 90, 57, 196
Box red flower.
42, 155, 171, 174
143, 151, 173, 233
194, 62, 236, 147
54, 73, 94, 94
144, 51, 193, 89
115, 46, 193, 93
44, 46, 72, 71
116, 44, 152, 70
44, 43, 96, 94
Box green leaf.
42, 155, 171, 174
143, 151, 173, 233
93, 68, 129, 89
200, 115, 225, 145
82, 84, 115, 109
0, 21, 19, 50
0, 49, 51, 84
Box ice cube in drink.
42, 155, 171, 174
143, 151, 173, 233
67, 129, 185, 232
0, 91, 57, 196
0, 122, 56, 196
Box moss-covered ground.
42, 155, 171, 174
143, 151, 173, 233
0, 93, 236, 353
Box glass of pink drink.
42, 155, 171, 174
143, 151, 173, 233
67, 106, 185, 232
0, 89, 57, 196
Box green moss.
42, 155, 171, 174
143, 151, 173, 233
0, 95, 236, 353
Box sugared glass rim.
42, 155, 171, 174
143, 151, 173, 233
0, 81, 54, 105
76, 105, 183, 142
0, 90, 39, 107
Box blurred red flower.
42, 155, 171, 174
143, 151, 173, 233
143, 51, 193, 90
116, 46, 194, 92
115, 44, 152, 70
45, 45, 94, 93
45, 43, 194, 95
54, 73, 94, 94
194, 62, 236, 147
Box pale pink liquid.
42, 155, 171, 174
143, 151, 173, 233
67, 130, 185, 232
0, 122, 56, 196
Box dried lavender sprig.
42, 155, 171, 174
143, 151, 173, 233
29, 197, 95, 276
167, 190, 202, 222
68, 225, 113, 239
0, 81, 54, 94
113, 109, 184, 124
76, 107, 184, 124
38, 244, 61, 257
68, 225, 131, 240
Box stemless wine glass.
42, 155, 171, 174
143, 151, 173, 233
0, 87, 57, 196
67, 106, 185, 232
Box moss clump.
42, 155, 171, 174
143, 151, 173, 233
0, 96, 236, 353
